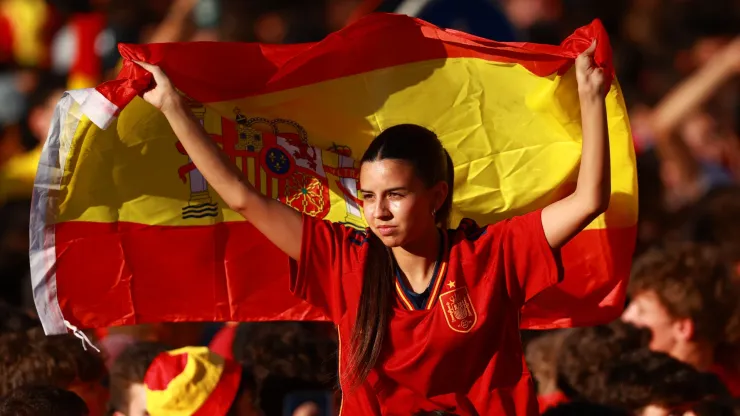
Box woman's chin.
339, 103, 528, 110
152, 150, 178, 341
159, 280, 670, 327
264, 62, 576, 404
374, 233, 405, 248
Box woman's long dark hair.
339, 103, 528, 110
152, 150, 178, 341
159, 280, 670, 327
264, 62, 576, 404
348, 124, 455, 388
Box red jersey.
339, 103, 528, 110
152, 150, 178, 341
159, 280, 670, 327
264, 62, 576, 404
289, 209, 561, 415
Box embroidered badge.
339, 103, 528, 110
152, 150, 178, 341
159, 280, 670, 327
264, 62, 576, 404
440, 283, 477, 333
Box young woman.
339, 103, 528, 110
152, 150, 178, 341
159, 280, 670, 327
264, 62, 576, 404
134, 39, 609, 415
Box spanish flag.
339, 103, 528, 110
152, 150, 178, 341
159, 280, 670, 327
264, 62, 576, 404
30, 13, 636, 335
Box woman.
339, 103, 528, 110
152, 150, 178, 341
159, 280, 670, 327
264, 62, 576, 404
134, 39, 608, 415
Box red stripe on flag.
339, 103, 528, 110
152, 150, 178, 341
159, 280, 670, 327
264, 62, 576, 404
521, 225, 636, 329
100, 13, 612, 110
53, 220, 633, 330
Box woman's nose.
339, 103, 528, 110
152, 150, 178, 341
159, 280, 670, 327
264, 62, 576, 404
372, 200, 390, 219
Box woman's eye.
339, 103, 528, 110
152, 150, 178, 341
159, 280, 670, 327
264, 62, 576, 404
388, 192, 403, 199
362, 194, 374, 201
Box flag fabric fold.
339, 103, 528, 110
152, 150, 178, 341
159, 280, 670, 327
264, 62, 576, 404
31, 12, 637, 336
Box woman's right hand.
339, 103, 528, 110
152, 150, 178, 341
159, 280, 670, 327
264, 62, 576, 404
134, 61, 181, 114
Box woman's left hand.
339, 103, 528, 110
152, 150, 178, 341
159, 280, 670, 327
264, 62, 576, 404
575, 40, 605, 99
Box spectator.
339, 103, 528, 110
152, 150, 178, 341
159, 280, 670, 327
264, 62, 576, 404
143, 346, 259, 416
0, 72, 66, 204
232, 322, 338, 388
0, 327, 108, 415
621, 243, 740, 394
107, 341, 171, 416
0, 385, 89, 416
525, 329, 568, 413
0, 301, 39, 335
556, 321, 653, 403
605, 348, 732, 414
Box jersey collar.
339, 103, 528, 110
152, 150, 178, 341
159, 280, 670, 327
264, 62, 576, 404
394, 229, 449, 311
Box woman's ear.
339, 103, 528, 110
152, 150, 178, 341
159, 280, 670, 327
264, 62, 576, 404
433, 181, 449, 211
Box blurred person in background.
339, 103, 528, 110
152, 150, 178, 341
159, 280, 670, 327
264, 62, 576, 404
0, 385, 90, 416
0, 72, 67, 309
231, 322, 338, 388
555, 323, 733, 415
606, 349, 733, 416
641, 37, 740, 212
231, 322, 339, 415
525, 330, 568, 412
107, 341, 171, 416
0, 327, 108, 415
554, 321, 653, 410
0, 72, 67, 204
0, 300, 39, 335
621, 243, 740, 395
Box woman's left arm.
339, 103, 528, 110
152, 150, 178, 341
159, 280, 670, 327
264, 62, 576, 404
541, 41, 611, 249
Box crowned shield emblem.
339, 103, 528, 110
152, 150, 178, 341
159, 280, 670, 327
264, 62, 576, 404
440, 286, 477, 333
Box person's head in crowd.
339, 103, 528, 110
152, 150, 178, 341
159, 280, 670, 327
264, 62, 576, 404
607, 348, 732, 415
622, 243, 736, 370
0, 327, 108, 415
541, 402, 631, 416
556, 320, 653, 401
107, 341, 171, 416
232, 322, 338, 388
20, 72, 67, 147
143, 346, 259, 416
0, 385, 89, 416
525, 329, 567, 397
0, 301, 39, 335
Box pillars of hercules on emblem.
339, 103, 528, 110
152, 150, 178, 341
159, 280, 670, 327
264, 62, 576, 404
181, 101, 219, 219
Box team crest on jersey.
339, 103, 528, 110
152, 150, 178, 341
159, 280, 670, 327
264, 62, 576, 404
440, 286, 477, 333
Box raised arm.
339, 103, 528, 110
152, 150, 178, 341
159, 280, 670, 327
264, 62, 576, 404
648, 38, 740, 199
541, 41, 611, 249
135, 61, 303, 260
650, 37, 740, 136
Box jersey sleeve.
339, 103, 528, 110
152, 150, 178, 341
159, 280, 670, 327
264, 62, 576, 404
288, 214, 364, 323
459, 209, 562, 307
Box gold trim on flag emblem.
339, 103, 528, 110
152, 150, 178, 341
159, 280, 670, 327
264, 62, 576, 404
439, 285, 477, 333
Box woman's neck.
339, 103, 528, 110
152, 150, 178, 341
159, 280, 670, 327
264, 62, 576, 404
391, 225, 441, 294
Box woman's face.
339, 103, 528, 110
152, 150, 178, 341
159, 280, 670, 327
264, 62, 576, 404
359, 159, 445, 248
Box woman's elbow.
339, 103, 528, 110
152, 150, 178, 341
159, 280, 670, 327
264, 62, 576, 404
575, 188, 610, 218
583, 194, 610, 217
225, 188, 253, 215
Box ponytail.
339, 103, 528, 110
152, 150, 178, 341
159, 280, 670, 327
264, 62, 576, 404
347, 234, 394, 389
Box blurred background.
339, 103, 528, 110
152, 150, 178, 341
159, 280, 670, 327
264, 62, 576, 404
1, 0, 740, 415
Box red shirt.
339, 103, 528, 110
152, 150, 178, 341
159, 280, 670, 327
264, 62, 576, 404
538, 391, 569, 414
290, 209, 561, 415
711, 363, 740, 397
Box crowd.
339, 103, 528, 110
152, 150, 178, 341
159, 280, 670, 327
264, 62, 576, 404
1, 0, 740, 415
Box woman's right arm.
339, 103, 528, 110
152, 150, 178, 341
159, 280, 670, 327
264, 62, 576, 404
136, 61, 303, 260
